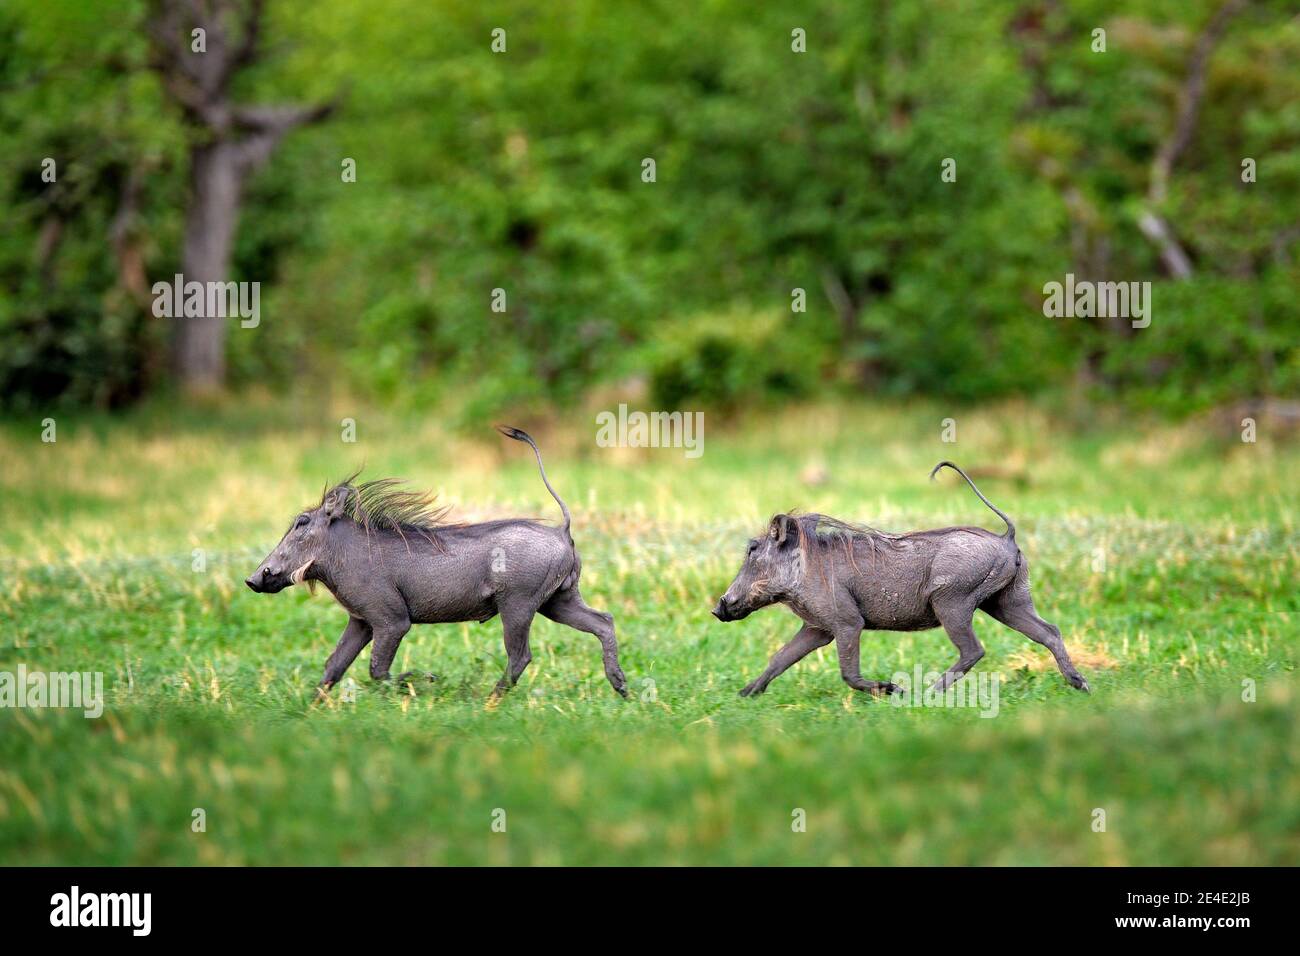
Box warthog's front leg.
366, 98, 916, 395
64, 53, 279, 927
368, 616, 412, 683
740, 624, 832, 697
318, 616, 373, 693
834, 626, 903, 696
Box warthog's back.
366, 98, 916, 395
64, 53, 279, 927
825, 525, 1018, 631
388, 519, 579, 625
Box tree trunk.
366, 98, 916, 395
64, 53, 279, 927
175, 142, 242, 393
148, 0, 336, 395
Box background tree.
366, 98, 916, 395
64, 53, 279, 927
2, 0, 1295, 415
146, 0, 335, 393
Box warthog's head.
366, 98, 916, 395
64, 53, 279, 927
713, 514, 806, 621
247, 475, 448, 595
246, 484, 352, 594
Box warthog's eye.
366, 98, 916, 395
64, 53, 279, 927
747, 539, 758, 555
294, 514, 309, 530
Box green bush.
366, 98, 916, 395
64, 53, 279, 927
2, 0, 1297, 416
641, 307, 831, 411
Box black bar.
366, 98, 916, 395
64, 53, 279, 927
0, 866, 1279, 940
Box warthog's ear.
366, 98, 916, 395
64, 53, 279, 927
769, 514, 799, 548
322, 484, 353, 522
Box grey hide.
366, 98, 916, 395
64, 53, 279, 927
247, 426, 628, 699
713, 462, 1090, 698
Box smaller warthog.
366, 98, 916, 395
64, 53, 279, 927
246, 426, 628, 699
713, 462, 1089, 697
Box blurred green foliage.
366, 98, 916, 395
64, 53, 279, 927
1, 0, 1297, 416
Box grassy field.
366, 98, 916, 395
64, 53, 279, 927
1, 400, 1297, 865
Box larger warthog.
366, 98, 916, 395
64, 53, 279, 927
713, 461, 1089, 698
246, 426, 628, 699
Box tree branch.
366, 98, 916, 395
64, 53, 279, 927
1149, 0, 1250, 204
229, 0, 266, 71
109, 167, 152, 307
1140, 0, 1250, 278
232, 96, 341, 173
230, 98, 338, 133
1136, 210, 1195, 279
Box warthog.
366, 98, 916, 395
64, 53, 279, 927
713, 461, 1089, 697
246, 426, 628, 699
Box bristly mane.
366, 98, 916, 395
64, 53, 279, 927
321, 473, 454, 540
784, 512, 905, 556
778, 512, 907, 591
796, 513, 904, 546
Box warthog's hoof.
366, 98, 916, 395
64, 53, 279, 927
738, 681, 763, 697
868, 681, 903, 697
1071, 674, 1091, 693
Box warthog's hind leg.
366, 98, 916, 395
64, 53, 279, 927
929, 599, 986, 693
491, 605, 535, 697
982, 582, 1090, 692
539, 586, 628, 697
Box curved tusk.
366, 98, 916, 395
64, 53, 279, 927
290, 560, 314, 586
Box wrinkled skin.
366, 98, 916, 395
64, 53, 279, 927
714, 499, 1089, 698
247, 433, 627, 700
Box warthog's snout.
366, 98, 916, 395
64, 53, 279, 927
245, 566, 282, 593
712, 596, 737, 621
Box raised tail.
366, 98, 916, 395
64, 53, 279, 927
929, 461, 1016, 539
496, 425, 572, 536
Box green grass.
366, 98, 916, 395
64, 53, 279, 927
1, 400, 1297, 865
